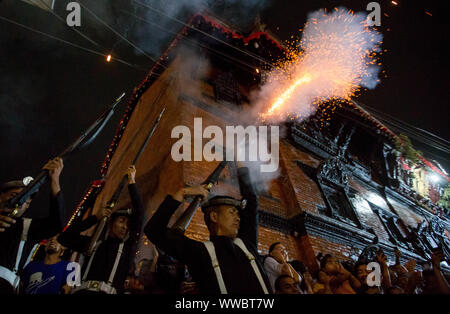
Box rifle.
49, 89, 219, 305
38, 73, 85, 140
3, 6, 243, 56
6, 93, 126, 217
172, 159, 229, 235
86, 108, 166, 256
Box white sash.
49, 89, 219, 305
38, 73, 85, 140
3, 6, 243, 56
82, 240, 125, 286
233, 238, 269, 294
0, 218, 34, 290
203, 237, 269, 294
203, 241, 227, 294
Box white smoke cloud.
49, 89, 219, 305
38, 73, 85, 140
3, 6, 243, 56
251, 7, 383, 124
130, 0, 269, 57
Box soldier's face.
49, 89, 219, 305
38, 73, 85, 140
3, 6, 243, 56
214, 205, 240, 238
110, 216, 129, 240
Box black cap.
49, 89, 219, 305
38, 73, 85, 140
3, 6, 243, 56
111, 207, 133, 220
0, 180, 26, 193
201, 195, 247, 214
0, 177, 34, 194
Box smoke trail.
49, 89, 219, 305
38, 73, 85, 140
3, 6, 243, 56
130, 0, 269, 57
252, 7, 383, 123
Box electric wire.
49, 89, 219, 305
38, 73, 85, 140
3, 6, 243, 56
36, 0, 100, 47
350, 101, 450, 170
0, 15, 146, 71
37, 0, 148, 72
132, 0, 278, 69
358, 105, 450, 154
78, 0, 165, 68
3, 4, 447, 167
121, 9, 262, 76
358, 101, 449, 146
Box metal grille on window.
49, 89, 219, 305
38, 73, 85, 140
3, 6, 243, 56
321, 184, 359, 226
213, 72, 242, 105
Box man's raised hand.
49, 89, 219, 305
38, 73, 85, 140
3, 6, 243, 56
0, 209, 16, 232
172, 185, 209, 202
95, 206, 113, 220
127, 165, 136, 184
43, 157, 64, 195
43, 157, 64, 181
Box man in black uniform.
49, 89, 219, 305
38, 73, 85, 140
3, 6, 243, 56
0, 157, 65, 294
58, 165, 144, 294
145, 162, 272, 294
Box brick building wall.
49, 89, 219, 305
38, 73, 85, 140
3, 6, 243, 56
308, 234, 354, 263
278, 141, 324, 217
90, 48, 448, 278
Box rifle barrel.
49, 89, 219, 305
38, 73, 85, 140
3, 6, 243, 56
86, 107, 166, 255
172, 160, 228, 234
132, 107, 166, 164
6, 93, 125, 213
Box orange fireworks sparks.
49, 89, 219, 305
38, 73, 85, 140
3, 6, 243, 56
106, 54, 112, 62
255, 8, 383, 124
264, 74, 312, 116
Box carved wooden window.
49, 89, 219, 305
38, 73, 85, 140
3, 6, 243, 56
316, 204, 328, 216
423, 234, 439, 250
298, 158, 362, 228
368, 202, 410, 249
258, 211, 291, 234
213, 72, 242, 105
320, 184, 360, 227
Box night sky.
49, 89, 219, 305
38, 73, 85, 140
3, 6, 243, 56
0, 0, 448, 222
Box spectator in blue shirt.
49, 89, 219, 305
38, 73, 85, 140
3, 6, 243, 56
20, 235, 77, 294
